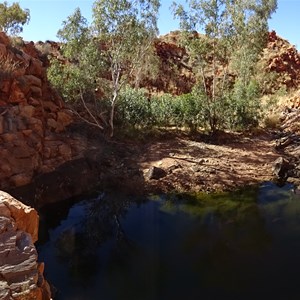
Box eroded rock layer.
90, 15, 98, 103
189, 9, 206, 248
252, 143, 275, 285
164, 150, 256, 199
0, 191, 51, 300
0, 32, 84, 190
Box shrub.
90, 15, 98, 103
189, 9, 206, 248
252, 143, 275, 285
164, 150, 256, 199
116, 87, 206, 131
226, 80, 261, 130
264, 114, 281, 129
116, 87, 152, 128
0, 55, 20, 80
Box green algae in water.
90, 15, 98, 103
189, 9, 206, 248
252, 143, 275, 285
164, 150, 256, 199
38, 182, 300, 300
159, 186, 260, 222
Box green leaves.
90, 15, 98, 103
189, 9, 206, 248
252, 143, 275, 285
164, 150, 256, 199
116, 86, 205, 130
173, 0, 277, 131
48, 8, 100, 102
48, 0, 160, 135
0, 1, 30, 35
92, 0, 160, 136
92, 0, 159, 68
57, 8, 90, 61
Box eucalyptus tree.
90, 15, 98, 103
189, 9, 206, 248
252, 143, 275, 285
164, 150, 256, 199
0, 1, 30, 35
227, 0, 277, 128
173, 0, 277, 131
92, 0, 160, 136
48, 8, 106, 129
49, 0, 160, 136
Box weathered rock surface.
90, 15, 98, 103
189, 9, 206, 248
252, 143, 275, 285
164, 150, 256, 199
0, 32, 85, 190
0, 190, 51, 299
262, 31, 300, 91
146, 166, 167, 180
272, 156, 293, 179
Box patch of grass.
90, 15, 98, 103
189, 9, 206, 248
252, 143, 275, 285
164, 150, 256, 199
264, 113, 281, 129
0, 55, 21, 80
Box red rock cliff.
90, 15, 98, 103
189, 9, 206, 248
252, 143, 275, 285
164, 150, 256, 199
0, 32, 84, 190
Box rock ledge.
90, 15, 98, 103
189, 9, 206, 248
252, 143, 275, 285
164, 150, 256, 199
0, 191, 51, 300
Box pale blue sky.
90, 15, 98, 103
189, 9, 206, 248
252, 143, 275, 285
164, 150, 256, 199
6, 0, 300, 49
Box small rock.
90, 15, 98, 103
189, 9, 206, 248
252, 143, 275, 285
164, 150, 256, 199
191, 165, 201, 172
146, 166, 167, 180
272, 156, 293, 179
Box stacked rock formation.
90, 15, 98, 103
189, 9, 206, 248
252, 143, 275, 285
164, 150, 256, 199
0, 32, 84, 190
263, 31, 300, 90
0, 191, 51, 300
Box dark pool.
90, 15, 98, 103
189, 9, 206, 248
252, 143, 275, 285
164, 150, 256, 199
37, 182, 300, 300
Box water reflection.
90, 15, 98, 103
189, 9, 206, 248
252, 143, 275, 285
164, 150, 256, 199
38, 182, 300, 300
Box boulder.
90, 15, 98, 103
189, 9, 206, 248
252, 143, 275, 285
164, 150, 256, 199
19, 105, 35, 119
272, 156, 293, 179
56, 111, 73, 130
0, 191, 51, 299
146, 166, 167, 180
0, 32, 10, 45
0, 43, 7, 56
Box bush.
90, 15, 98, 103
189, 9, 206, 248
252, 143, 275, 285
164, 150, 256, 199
9, 36, 24, 49
116, 87, 152, 127
264, 114, 281, 129
226, 80, 261, 130
116, 87, 205, 131
150, 93, 177, 127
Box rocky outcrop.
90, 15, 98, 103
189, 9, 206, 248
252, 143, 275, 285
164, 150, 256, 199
142, 30, 300, 95
272, 156, 293, 179
0, 32, 85, 190
262, 31, 300, 91
0, 191, 51, 299
136, 31, 196, 95
271, 97, 300, 187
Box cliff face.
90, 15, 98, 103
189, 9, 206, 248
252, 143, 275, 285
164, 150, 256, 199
141, 31, 300, 95
145, 34, 195, 95
261, 31, 300, 91
0, 191, 51, 300
0, 32, 85, 190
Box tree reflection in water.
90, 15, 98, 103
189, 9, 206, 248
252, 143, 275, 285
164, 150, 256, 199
39, 183, 298, 299
54, 193, 137, 281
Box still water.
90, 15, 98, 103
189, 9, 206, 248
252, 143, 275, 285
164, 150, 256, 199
37, 182, 300, 300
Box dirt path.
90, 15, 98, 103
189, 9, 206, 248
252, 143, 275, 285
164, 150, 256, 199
134, 131, 279, 193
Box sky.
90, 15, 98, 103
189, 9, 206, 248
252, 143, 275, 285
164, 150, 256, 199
5, 0, 300, 49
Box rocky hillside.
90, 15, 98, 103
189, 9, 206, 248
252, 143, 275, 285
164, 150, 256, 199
140, 30, 300, 96
261, 31, 300, 92
1, 29, 300, 192
35, 30, 300, 97
0, 32, 86, 190
143, 31, 195, 95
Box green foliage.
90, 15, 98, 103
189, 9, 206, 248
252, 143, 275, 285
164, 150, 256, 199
92, 0, 160, 136
101, 82, 263, 133
0, 1, 30, 35
116, 86, 205, 131
48, 58, 94, 102
117, 86, 152, 127
227, 80, 261, 130
172, 0, 278, 132
48, 1, 160, 135
48, 0, 278, 135
48, 8, 103, 101
57, 8, 91, 61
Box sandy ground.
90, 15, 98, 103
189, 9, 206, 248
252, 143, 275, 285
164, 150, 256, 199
133, 131, 280, 193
